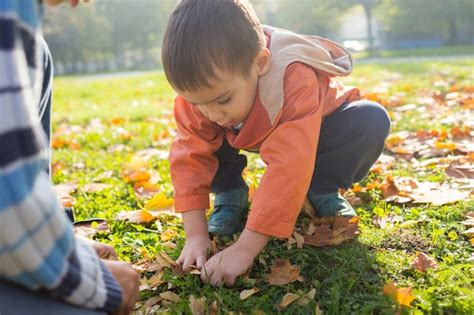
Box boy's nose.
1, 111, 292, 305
207, 108, 225, 123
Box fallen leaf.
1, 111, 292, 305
147, 271, 165, 289
266, 259, 300, 286
189, 295, 206, 315
294, 232, 305, 249
383, 282, 415, 308
82, 183, 112, 193
411, 252, 438, 272
161, 228, 178, 241
277, 293, 300, 310
143, 296, 161, 310
304, 216, 359, 247
240, 287, 259, 300
145, 194, 174, 210
445, 164, 474, 179
297, 288, 316, 306
159, 291, 180, 303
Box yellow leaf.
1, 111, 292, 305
277, 293, 300, 310
240, 287, 259, 300
145, 194, 174, 210
434, 141, 457, 150
383, 282, 415, 308
161, 228, 178, 241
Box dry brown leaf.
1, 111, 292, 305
82, 183, 112, 193
445, 164, 474, 179
293, 232, 305, 249
411, 252, 438, 272
159, 291, 180, 303
266, 259, 300, 286
189, 295, 206, 315
147, 272, 165, 289
304, 216, 359, 247
277, 293, 300, 310
209, 301, 218, 315
240, 287, 259, 300
143, 296, 161, 311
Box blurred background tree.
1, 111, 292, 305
43, 0, 474, 75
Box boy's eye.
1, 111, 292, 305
217, 97, 231, 105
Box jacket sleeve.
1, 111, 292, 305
0, 6, 121, 312
246, 63, 324, 238
170, 96, 225, 212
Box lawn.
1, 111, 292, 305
52, 58, 474, 314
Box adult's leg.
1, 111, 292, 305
0, 281, 105, 315
309, 100, 391, 196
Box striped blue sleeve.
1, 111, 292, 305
0, 1, 122, 312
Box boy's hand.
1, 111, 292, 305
178, 209, 210, 272
176, 233, 211, 272
200, 242, 253, 287
201, 228, 270, 287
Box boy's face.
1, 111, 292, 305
176, 48, 271, 129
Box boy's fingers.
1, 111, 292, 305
224, 274, 236, 287
196, 255, 206, 269
200, 262, 213, 283
182, 257, 193, 272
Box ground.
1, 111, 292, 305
52, 57, 473, 314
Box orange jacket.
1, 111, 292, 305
170, 27, 361, 238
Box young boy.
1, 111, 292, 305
162, 0, 390, 287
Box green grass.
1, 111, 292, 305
52, 59, 474, 314
353, 45, 474, 60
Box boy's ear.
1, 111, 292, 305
255, 47, 271, 76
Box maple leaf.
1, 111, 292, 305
411, 252, 438, 272
383, 282, 415, 308
266, 259, 300, 286
304, 216, 359, 247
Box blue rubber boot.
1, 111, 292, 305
308, 192, 357, 218
208, 186, 249, 236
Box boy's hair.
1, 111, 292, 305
162, 0, 266, 92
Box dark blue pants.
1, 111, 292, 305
211, 100, 391, 195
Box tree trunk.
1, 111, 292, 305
448, 17, 457, 45
363, 3, 374, 52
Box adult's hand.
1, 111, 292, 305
103, 260, 140, 315
45, 0, 87, 7
75, 234, 118, 260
